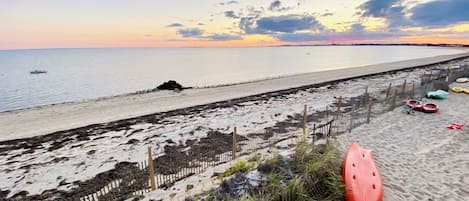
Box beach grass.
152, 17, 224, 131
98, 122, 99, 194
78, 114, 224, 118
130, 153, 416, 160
204, 138, 344, 201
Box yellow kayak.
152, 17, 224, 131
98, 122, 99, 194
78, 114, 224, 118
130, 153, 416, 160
464, 88, 469, 94
452, 87, 464, 93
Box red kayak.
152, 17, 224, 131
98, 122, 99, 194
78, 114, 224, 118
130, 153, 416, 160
343, 143, 383, 201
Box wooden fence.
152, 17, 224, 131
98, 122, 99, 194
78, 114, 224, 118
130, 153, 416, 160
335, 64, 469, 135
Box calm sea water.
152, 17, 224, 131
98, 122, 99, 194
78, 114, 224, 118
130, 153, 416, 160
0, 46, 465, 112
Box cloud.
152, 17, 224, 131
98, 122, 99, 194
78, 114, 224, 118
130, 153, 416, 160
167, 23, 184, 28
358, 0, 469, 28
224, 10, 239, 19
269, 0, 281, 10
241, 14, 324, 34
227, 0, 238, 5
175, 30, 242, 41
268, 0, 292, 12
297, 0, 305, 7
219, 1, 238, 6
239, 17, 257, 33
143, 34, 153, 38
411, 0, 469, 27
276, 31, 403, 42
276, 33, 329, 42
274, 24, 405, 43
357, 0, 411, 28
321, 12, 334, 17
358, 0, 401, 18
246, 6, 263, 18
206, 34, 243, 41
350, 23, 365, 32
177, 28, 204, 37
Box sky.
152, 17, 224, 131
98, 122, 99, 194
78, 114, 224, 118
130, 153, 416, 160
1, 0, 469, 49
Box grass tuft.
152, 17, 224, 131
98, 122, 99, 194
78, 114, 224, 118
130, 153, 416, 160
223, 160, 255, 178
199, 139, 344, 201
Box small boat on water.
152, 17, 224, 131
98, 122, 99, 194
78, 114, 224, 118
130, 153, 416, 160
30, 70, 48, 74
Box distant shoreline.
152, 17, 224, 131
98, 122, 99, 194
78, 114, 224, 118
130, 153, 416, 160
281, 43, 469, 48
0, 43, 468, 51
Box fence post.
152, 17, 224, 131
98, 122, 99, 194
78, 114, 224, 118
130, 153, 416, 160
232, 127, 237, 160
147, 146, 156, 191
325, 106, 329, 120
336, 96, 342, 119
312, 124, 316, 144
411, 83, 415, 98
349, 105, 355, 133
364, 86, 369, 105
303, 105, 307, 136
385, 83, 392, 99
334, 96, 342, 135
390, 89, 398, 111
366, 101, 373, 124
402, 80, 407, 96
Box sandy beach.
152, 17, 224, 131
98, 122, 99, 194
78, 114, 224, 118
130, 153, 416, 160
1, 52, 468, 142
1, 52, 469, 200
336, 81, 469, 201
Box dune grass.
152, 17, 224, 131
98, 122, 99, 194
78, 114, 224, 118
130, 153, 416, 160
223, 160, 255, 178
200, 137, 344, 201
248, 139, 344, 201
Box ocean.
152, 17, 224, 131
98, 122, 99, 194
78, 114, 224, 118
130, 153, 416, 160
0, 46, 465, 112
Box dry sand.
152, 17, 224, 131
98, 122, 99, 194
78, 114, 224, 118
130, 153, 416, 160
336, 82, 469, 201
1, 52, 468, 142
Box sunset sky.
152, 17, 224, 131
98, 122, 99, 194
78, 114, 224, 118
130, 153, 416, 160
1, 0, 469, 49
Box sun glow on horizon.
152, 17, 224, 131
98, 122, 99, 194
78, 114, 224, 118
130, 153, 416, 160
1, 0, 469, 50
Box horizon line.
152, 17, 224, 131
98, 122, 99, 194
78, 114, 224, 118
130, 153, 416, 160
1, 43, 468, 51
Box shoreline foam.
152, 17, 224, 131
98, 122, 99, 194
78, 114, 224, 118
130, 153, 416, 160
1, 52, 468, 141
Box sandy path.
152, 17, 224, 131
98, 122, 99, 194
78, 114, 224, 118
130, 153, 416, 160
336, 82, 469, 201
1, 52, 468, 141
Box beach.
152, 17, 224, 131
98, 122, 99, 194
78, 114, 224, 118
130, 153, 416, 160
336, 81, 469, 200
1, 52, 469, 200
1, 52, 468, 142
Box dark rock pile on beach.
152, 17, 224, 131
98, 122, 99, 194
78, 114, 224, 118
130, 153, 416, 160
157, 80, 184, 91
